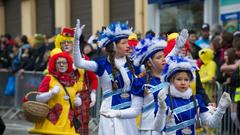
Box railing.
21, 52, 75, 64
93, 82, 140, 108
1, 71, 44, 119
1, 70, 240, 134
216, 83, 240, 135
0, 70, 14, 110
0, 70, 100, 132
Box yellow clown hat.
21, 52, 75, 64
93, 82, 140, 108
128, 33, 137, 40
167, 33, 179, 41
55, 27, 74, 48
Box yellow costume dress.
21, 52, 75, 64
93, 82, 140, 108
29, 69, 84, 135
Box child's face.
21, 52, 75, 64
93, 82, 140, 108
115, 38, 131, 57
171, 72, 190, 92
149, 51, 166, 71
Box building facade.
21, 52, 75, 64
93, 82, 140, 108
220, 0, 240, 32
0, 0, 239, 38
148, 0, 240, 34
0, 0, 147, 38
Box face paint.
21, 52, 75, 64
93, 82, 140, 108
60, 40, 73, 53
56, 57, 68, 73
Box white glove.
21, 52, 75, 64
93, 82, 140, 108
50, 84, 60, 95
176, 29, 188, 49
36, 84, 60, 103
72, 63, 77, 70
74, 19, 85, 41
73, 19, 85, 67
74, 93, 82, 107
158, 90, 167, 110
100, 109, 121, 118
218, 92, 231, 111
90, 91, 96, 108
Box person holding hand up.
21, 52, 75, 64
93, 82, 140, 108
154, 56, 231, 135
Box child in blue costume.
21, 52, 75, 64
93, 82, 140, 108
101, 30, 189, 135
154, 56, 231, 135
73, 19, 139, 135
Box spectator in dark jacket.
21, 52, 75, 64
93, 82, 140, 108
0, 38, 11, 69
24, 34, 49, 71
188, 30, 201, 59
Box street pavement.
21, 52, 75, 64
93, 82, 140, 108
2, 119, 98, 135
3, 119, 33, 135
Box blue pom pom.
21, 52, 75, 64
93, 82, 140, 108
146, 34, 152, 39
97, 21, 132, 47
162, 64, 169, 75
146, 34, 153, 40
140, 39, 145, 45
108, 23, 116, 32
140, 46, 148, 54
120, 23, 128, 30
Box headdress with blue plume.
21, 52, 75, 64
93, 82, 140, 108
131, 35, 167, 66
161, 56, 198, 82
98, 21, 132, 48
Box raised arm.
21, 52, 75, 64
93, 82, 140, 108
153, 89, 167, 132
73, 19, 98, 72
220, 60, 240, 73
166, 29, 189, 58
200, 92, 231, 128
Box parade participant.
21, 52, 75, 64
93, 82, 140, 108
55, 27, 98, 135
101, 36, 167, 135
73, 19, 139, 135
29, 50, 84, 135
100, 29, 189, 135
164, 33, 211, 106
153, 56, 231, 135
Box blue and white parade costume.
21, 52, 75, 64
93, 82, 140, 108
153, 56, 232, 135
132, 77, 168, 135
101, 30, 189, 135
155, 85, 208, 135
73, 20, 139, 135
131, 36, 168, 135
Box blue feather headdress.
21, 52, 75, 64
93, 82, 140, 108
98, 21, 132, 48
161, 56, 199, 82
131, 35, 167, 66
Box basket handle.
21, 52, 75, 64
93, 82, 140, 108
23, 91, 40, 102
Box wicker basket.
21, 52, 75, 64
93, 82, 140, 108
22, 91, 50, 123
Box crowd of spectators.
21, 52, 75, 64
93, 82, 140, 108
0, 23, 240, 133
0, 33, 53, 74
0, 24, 240, 89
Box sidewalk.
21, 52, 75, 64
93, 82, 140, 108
2, 119, 98, 135
3, 119, 33, 135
